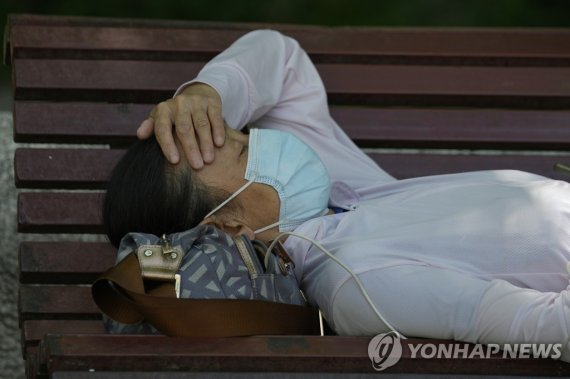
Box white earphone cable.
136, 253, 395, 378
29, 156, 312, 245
266, 231, 406, 339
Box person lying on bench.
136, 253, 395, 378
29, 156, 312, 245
104, 30, 570, 361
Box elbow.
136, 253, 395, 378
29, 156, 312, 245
239, 29, 297, 56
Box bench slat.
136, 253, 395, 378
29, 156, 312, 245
24, 347, 42, 379
23, 321, 105, 377
15, 149, 123, 189
19, 285, 99, 321
49, 373, 376, 379
15, 152, 570, 192
18, 192, 104, 233
14, 59, 570, 107
13, 102, 150, 144
19, 242, 115, 284
23, 320, 105, 351
16, 155, 570, 232
39, 334, 570, 376
338, 108, 570, 149
373, 153, 570, 182
13, 101, 570, 148
10, 24, 570, 65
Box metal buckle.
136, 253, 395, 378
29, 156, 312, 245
160, 234, 179, 259
136, 234, 184, 291
269, 241, 295, 275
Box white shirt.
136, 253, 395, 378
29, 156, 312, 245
176, 30, 570, 360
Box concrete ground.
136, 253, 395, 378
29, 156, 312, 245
0, 86, 107, 378
0, 87, 105, 378
0, 107, 26, 379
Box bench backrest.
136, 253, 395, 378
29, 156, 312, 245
5, 14, 570, 378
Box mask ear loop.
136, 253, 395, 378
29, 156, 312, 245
256, 209, 330, 237
266, 231, 407, 340
204, 179, 255, 219
254, 220, 281, 235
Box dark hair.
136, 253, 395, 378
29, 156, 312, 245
103, 136, 226, 248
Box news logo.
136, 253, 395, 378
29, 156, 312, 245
367, 332, 403, 371
367, 331, 562, 372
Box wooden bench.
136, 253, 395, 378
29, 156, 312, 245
5, 13, 570, 379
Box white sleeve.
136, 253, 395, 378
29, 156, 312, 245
173, 29, 325, 131
475, 278, 570, 360
174, 29, 395, 188
331, 265, 570, 361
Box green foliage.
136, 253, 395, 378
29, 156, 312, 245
2, 0, 570, 27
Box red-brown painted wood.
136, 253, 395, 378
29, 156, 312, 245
19, 285, 99, 322
13, 102, 570, 148
19, 242, 115, 284
39, 334, 570, 376
16, 154, 570, 232
13, 59, 570, 108
15, 149, 125, 189
370, 153, 570, 181
23, 320, 105, 347
13, 102, 151, 144
17, 192, 104, 233
7, 15, 570, 66
15, 148, 570, 190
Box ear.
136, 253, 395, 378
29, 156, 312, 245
200, 215, 256, 240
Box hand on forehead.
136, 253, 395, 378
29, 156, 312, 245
137, 83, 226, 169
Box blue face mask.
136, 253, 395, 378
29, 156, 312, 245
204, 128, 331, 234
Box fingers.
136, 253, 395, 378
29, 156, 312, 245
154, 102, 180, 164
174, 96, 206, 169
190, 108, 214, 164
137, 118, 154, 139
140, 83, 225, 168
175, 126, 203, 170
208, 103, 226, 147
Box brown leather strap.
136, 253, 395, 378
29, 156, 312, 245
92, 253, 320, 336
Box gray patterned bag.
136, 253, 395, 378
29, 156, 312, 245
93, 224, 319, 336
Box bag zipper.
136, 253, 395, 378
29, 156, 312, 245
234, 237, 258, 278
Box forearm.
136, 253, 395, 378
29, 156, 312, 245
174, 30, 302, 129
